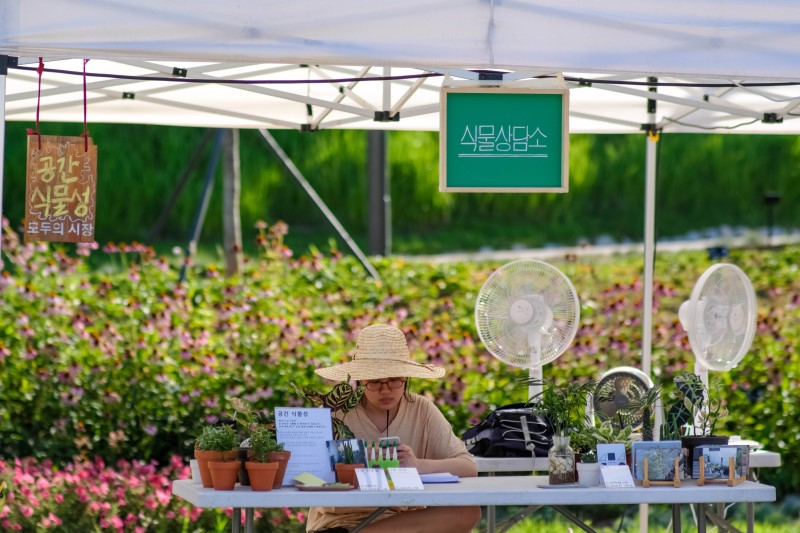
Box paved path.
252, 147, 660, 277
403, 233, 800, 264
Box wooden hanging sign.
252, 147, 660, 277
24, 135, 98, 243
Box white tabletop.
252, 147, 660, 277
172, 476, 775, 510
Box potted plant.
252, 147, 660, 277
229, 397, 292, 488
588, 420, 637, 464
194, 424, 240, 490
661, 372, 728, 477
244, 427, 281, 491
524, 378, 595, 485
333, 439, 366, 487
576, 449, 601, 487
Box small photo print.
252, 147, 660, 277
632, 446, 683, 481
326, 438, 367, 470
597, 443, 627, 466
693, 444, 749, 479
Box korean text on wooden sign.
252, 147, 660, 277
25, 135, 98, 243
439, 87, 569, 193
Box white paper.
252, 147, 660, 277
600, 465, 636, 488
387, 468, 425, 490
275, 407, 335, 484
356, 468, 391, 491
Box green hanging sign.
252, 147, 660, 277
439, 87, 569, 192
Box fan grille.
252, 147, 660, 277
685, 264, 757, 371
593, 369, 651, 429
475, 260, 580, 368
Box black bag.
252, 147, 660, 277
462, 403, 554, 458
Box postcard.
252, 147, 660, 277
693, 444, 749, 479
597, 443, 627, 466
631, 441, 683, 481
326, 438, 368, 470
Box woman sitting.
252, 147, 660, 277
306, 324, 480, 533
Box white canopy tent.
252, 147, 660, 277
3, 0, 800, 383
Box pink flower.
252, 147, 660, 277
20, 505, 34, 518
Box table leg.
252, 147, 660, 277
696, 504, 706, 533
639, 503, 648, 533
486, 472, 495, 533
232, 508, 241, 533
747, 502, 755, 533
671, 504, 681, 533
245, 508, 254, 533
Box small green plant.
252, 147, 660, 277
195, 425, 239, 459
660, 372, 728, 440
588, 420, 635, 453
524, 378, 596, 436
341, 441, 355, 464
248, 427, 284, 463
618, 380, 662, 441
580, 449, 598, 463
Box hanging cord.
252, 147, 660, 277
385, 410, 390, 438
25, 58, 45, 149
82, 59, 90, 152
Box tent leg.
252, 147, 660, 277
0, 66, 7, 266
148, 129, 214, 242
642, 78, 658, 383
258, 129, 381, 282
367, 130, 390, 256
178, 129, 224, 283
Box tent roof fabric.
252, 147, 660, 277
3, 1, 800, 133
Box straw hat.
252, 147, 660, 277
315, 324, 445, 381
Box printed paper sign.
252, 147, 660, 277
275, 407, 334, 484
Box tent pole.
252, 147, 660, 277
0, 67, 6, 266
178, 129, 224, 283
642, 77, 658, 381
640, 80, 658, 533
258, 128, 381, 282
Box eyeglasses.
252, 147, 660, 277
364, 378, 407, 392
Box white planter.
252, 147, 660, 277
576, 462, 602, 487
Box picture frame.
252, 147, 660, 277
693, 444, 749, 479
326, 438, 367, 470
596, 443, 627, 466
631, 441, 683, 482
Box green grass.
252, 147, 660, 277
484, 501, 800, 532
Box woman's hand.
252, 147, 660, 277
396, 444, 419, 469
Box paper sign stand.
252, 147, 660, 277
697, 456, 746, 487
642, 457, 681, 488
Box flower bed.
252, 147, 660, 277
1, 217, 799, 499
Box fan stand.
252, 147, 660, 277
528, 366, 543, 400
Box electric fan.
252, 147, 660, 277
678, 263, 757, 390
475, 259, 580, 398
592, 366, 653, 430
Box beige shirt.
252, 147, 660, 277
305, 393, 474, 532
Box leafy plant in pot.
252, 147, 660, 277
292, 377, 364, 439
229, 397, 292, 488
524, 378, 596, 485
195, 425, 240, 490
244, 427, 283, 491
660, 372, 729, 477
575, 449, 602, 487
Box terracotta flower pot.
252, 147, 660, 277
245, 461, 280, 491
194, 449, 236, 488
208, 460, 241, 490
267, 450, 292, 489
334, 463, 364, 487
